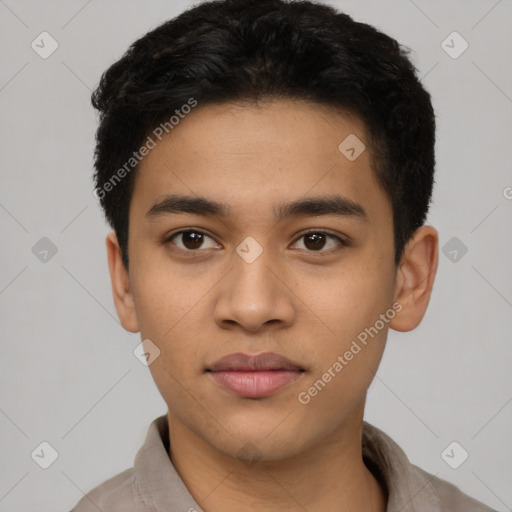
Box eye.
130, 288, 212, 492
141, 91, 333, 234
166, 230, 220, 252
291, 231, 347, 253
165, 229, 348, 254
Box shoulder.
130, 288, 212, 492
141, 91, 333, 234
415, 465, 498, 512
361, 422, 497, 512
70, 467, 148, 512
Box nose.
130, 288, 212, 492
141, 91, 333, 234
212, 243, 296, 333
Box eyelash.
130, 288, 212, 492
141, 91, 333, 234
164, 229, 348, 256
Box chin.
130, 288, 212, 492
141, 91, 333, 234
213, 411, 318, 462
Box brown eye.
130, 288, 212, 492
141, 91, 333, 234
167, 230, 219, 251
304, 233, 327, 251
292, 231, 346, 253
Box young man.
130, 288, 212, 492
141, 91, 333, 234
72, 0, 496, 510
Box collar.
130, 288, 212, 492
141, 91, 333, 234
361, 421, 442, 511
134, 415, 443, 512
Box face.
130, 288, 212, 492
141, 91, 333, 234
113, 100, 407, 461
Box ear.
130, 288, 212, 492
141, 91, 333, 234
389, 225, 439, 332
106, 231, 139, 333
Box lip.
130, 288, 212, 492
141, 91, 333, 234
207, 352, 304, 399
208, 352, 303, 372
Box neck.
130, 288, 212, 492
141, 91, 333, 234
167, 406, 387, 512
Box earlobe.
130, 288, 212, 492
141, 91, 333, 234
389, 225, 439, 332
106, 231, 140, 333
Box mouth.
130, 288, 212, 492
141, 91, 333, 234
206, 352, 305, 399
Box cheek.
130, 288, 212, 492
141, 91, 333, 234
296, 263, 392, 392
130, 253, 202, 338
129, 258, 212, 369
303, 262, 393, 334
296, 286, 390, 424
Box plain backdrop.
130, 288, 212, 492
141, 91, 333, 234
0, 0, 511, 510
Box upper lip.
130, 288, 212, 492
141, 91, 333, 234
207, 352, 304, 372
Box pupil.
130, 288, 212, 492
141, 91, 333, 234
305, 233, 325, 251
184, 231, 203, 249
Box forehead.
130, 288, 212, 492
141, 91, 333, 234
130, 99, 391, 228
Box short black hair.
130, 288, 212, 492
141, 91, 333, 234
91, 0, 436, 269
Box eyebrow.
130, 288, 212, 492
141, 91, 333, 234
145, 193, 368, 223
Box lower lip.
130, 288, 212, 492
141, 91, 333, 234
208, 370, 302, 398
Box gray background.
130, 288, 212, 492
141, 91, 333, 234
0, 0, 511, 510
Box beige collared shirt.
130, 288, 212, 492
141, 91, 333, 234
71, 415, 496, 511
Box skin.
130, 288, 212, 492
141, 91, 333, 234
106, 99, 438, 512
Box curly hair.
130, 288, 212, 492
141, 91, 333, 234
91, 0, 436, 269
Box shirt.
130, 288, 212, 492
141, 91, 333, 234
70, 414, 496, 511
